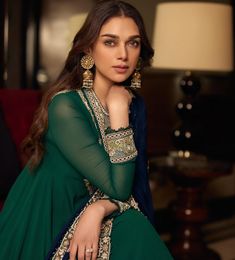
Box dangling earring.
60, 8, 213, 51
81, 54, 95, 89
130, 57, 142, 89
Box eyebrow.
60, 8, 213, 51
100, 34, 141, 40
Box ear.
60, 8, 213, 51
83, 48, 92, 55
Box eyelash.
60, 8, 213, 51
104, 40, 116, 46
103, 39, 140, 48
128, 40, 140, 48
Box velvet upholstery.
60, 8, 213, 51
0, 89, 42, 209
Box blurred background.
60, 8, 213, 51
0, 0, 235, 259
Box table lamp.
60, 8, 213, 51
151, 2, 234, 259
152, 1, 234, 157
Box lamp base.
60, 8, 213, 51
173, 71, 201, 151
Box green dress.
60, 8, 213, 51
0, 89, 173, 260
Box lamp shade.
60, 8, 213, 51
152, 2, 234, 72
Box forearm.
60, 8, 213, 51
108, 104, 129, 130
87, 199, 119, 219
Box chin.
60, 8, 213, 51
111, 75, 131, 84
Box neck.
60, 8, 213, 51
93, 76, 112, 110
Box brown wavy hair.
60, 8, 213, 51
22, 0, 154, 170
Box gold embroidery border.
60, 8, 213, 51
52, 190, 113, 260
106, 128, 133, 140
92, 88, 109, 116
76, 89, 99, 133
106, 128, 138, 163
84, 89, 110, 153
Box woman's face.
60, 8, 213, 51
90, 16, 141, 86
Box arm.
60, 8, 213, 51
67, 87, 134, 260
48, 92, 137, 201
69, 199, 118, 260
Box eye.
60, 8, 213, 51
128, 39, 140, 48
104, 39, 116, 47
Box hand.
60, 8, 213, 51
106, 85, 132, 110
69, 204, 104, 260
106, 86, 132, 130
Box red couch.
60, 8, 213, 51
0, 89, 42, 209
0, 89, 42, 165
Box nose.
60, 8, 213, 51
117, 43, 128, 61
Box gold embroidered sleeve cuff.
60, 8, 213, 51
105, 127, 137, 163
109, 197, 136, 213
102, 194, 140, 213
103, 195, 131, 213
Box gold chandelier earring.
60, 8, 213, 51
81, 54, 95, 89
130, 57, 142, 89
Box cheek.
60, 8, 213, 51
94, 56, 111, 73
130, 54, 140, 68
93, 50, 113, 67
130, 49, 141, 62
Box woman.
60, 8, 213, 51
0, 1, 173, 259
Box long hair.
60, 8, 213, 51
22, 0, 154, 170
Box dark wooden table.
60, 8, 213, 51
150, 152, 232, 260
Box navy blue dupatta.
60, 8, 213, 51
130, 93, 155, 225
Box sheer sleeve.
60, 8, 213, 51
48, 93, 136, 201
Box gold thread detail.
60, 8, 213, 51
52, 190, 113, 260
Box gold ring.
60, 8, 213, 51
86, 248, 93, 253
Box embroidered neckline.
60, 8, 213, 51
91, 89, 109, 116
80, 89, 110, 153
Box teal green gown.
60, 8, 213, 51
0, 89, 173, 259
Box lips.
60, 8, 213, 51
112, 65, 129, 73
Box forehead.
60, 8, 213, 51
99, 16, 140, 36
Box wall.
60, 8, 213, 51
40, 0, 94, 83
126, 0, 157, 40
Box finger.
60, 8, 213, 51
69, 243, 78, 260
85, 245, 93, 260
68, 239, 72, 253
78, 245, 85, 260
91, 244, 99, 260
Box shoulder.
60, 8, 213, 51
49, 90, 75, 110
48, 90, 84, 118
51, 89, 74, 100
